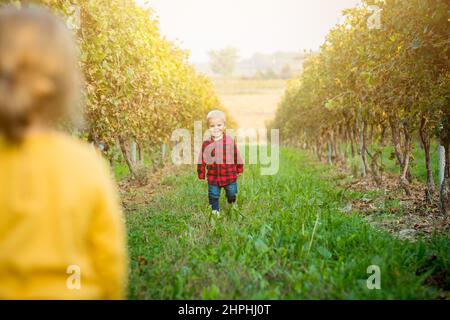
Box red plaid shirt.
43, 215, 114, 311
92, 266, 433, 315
197, 134, 244, 186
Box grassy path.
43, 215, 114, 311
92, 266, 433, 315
126, 147, 448, 299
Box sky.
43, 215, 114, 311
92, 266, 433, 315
136, 0, 361, 63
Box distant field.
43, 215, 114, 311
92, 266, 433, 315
212, 78, 287, 129
213, 78, 287, 95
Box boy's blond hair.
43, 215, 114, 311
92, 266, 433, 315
0, 6, 82, 143
206, 110, 226, 125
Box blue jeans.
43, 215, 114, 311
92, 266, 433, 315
208, 181, 238, 211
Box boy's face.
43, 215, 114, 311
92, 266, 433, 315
208, 117, 225, 138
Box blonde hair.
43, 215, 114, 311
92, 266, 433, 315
0, 6, 82, 143
206, 109, 226, 125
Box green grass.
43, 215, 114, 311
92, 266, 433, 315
125, 147, 449, 299
346, 142, 440, 185
113, 152, 160, 182
380, 143, 440, 185
114, 160, 129, 181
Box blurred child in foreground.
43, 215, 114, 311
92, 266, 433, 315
0, 6, 127, 299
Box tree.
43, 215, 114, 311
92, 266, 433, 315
208, 46, 239, 77
271, 0, 449, 213
3, 0, 235, 179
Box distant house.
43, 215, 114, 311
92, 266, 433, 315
195, 51, 315, 78
236, 51, 306, 77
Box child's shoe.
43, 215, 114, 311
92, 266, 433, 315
212, 209, 220, 217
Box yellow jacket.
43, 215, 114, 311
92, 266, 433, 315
0, 131, 127, 299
